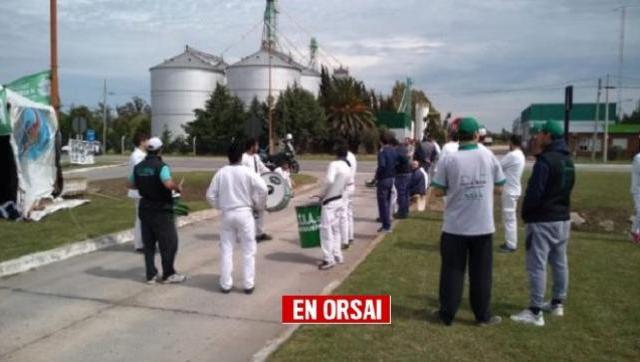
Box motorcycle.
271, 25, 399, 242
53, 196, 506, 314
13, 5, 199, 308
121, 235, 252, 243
259, 148, 300, 174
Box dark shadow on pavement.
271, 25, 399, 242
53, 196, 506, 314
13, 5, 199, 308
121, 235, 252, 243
354, 233, 377, 240
194, 233, 219, 241
85, 266, 145, 283
265, 251, 318, 266
185, 273, 223, 293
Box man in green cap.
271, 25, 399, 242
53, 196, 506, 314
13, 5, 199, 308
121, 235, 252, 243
431, 116, 506, 326
511, 120, 575, 327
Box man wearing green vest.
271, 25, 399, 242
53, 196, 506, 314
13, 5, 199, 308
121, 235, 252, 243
128, 137, 186, 284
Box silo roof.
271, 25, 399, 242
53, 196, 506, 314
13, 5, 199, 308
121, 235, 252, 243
150, 45, 227, 72
301, 67, 320, 77
228, 47, 305, 71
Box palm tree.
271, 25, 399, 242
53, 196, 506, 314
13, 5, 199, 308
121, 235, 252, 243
324, 77, 376, 150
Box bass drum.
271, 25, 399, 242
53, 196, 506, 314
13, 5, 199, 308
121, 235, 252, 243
262, 172, 292, 212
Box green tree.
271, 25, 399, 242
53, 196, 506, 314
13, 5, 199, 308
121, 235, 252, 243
109, 97, 151, 153
184, 84, 247, 154
323, 76, 376, 152
274, 85, 327, 153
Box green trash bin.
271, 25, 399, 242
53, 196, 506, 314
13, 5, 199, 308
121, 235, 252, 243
295, 202, 322, 248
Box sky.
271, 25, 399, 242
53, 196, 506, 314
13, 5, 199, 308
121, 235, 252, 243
1, 0, 639, 131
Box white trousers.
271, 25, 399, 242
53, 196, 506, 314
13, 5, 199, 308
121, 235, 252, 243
255, 209, 265, 236
390, 185, 398, 219
502, 193, 520, 249
220, 208, 257, 290
321, 200, 344, 264
341, 186, 355, 244
133, 199, 143, 250
633, 194, 640, 233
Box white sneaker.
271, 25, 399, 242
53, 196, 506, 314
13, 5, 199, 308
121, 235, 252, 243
542, 302, 564, 316
510, 309, 545, 327
163, 273, 187, 284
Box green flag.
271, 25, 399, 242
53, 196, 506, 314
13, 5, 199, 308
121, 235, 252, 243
7, 70, 51, 105
0, 86, 10, 135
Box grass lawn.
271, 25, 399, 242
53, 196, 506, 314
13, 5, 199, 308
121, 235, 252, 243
297, 153, 378, 162
270, 171, 640, 361
0, 172, 316, 262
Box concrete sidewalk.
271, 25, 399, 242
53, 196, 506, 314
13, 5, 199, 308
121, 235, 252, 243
0, 175, 382, 362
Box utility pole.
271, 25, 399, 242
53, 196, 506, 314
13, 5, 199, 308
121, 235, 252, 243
617, 6, 626, 122
603, 74, 613, 163
103, 79, 107, 154
50, 0, 59, 112
591, 78, 602, 161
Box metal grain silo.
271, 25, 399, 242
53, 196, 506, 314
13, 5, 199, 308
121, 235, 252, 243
150, 45, 227, 137
300, 67, 321, 97
226, 48, 303, 107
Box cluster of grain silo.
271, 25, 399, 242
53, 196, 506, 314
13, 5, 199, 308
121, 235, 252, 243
149, 0, 322, 137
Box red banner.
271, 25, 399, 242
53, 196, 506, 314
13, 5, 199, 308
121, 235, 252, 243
282, 295, 391, 324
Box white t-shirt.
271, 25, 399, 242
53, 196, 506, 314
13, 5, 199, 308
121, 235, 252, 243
440, 141, 459, 159
127, 147, 146, 198
500, 149, 526, 196
241, 152, 270, 175
632, 153, 640, 195
321, 160, 351, 202
206, 164, 268, 212
274, 166, 292, 189
346, 151, 357, 185
432, 143, 506, 235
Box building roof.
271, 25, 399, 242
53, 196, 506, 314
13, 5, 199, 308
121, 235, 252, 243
150, 45, 227, 72
228, 47, 306, 71
607, 123, 640, 134
521, 103, 618, 123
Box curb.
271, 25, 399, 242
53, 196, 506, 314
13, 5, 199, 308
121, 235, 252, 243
62, 163, 126, 175
0, 180, 321, 279
0, 209, 218, 278
252, 216, 396, 362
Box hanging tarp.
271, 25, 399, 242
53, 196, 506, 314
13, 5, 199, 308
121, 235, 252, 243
6, 70, 51, 105
5, 89, 58, 219
0, 85, 10, 135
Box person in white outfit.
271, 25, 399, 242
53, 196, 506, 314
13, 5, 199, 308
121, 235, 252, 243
631, 149, 640, 244
206, 142, 268, 294
273, 160, 294, 191
241, 138, 272, 242
498, 135, 526, 252
127, 132, 148, 251
341, 149, 357, 249
317, 144, 351, 270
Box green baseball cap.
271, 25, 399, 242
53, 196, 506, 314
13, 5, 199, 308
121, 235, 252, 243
458, 117, 480, 135
541, 120, 564, 138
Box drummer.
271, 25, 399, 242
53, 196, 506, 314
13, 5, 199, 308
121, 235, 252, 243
317, 143, 351, 270
242, 138, 273, 242
206, 142, 268, 294
274, 159, 294, 191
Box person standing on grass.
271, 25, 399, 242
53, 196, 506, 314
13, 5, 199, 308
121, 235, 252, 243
341, 147, 357, 249
375, 132, 397, 233
511, 120, 575, 327
242, 138, 273, 242
206, 142, 268, 294
128, 137, 186, 284
394, 139, 412, 219
498, 134, 526, 253
630, 148, 640, 244
431, 117, 506, 327
127, 132, 148, 252
317, 143, 351, 270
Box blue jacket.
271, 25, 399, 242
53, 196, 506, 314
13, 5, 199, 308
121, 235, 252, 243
522, 139, 575, 223
376, 146, 397, 180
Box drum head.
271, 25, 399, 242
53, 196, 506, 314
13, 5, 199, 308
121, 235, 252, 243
262, 172, 292, 212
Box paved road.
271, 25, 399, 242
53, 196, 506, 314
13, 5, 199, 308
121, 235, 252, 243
64, 154, 631, 182
0, 175, 382, 362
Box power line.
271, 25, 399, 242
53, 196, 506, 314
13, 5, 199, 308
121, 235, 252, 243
220, 16, 264, 57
